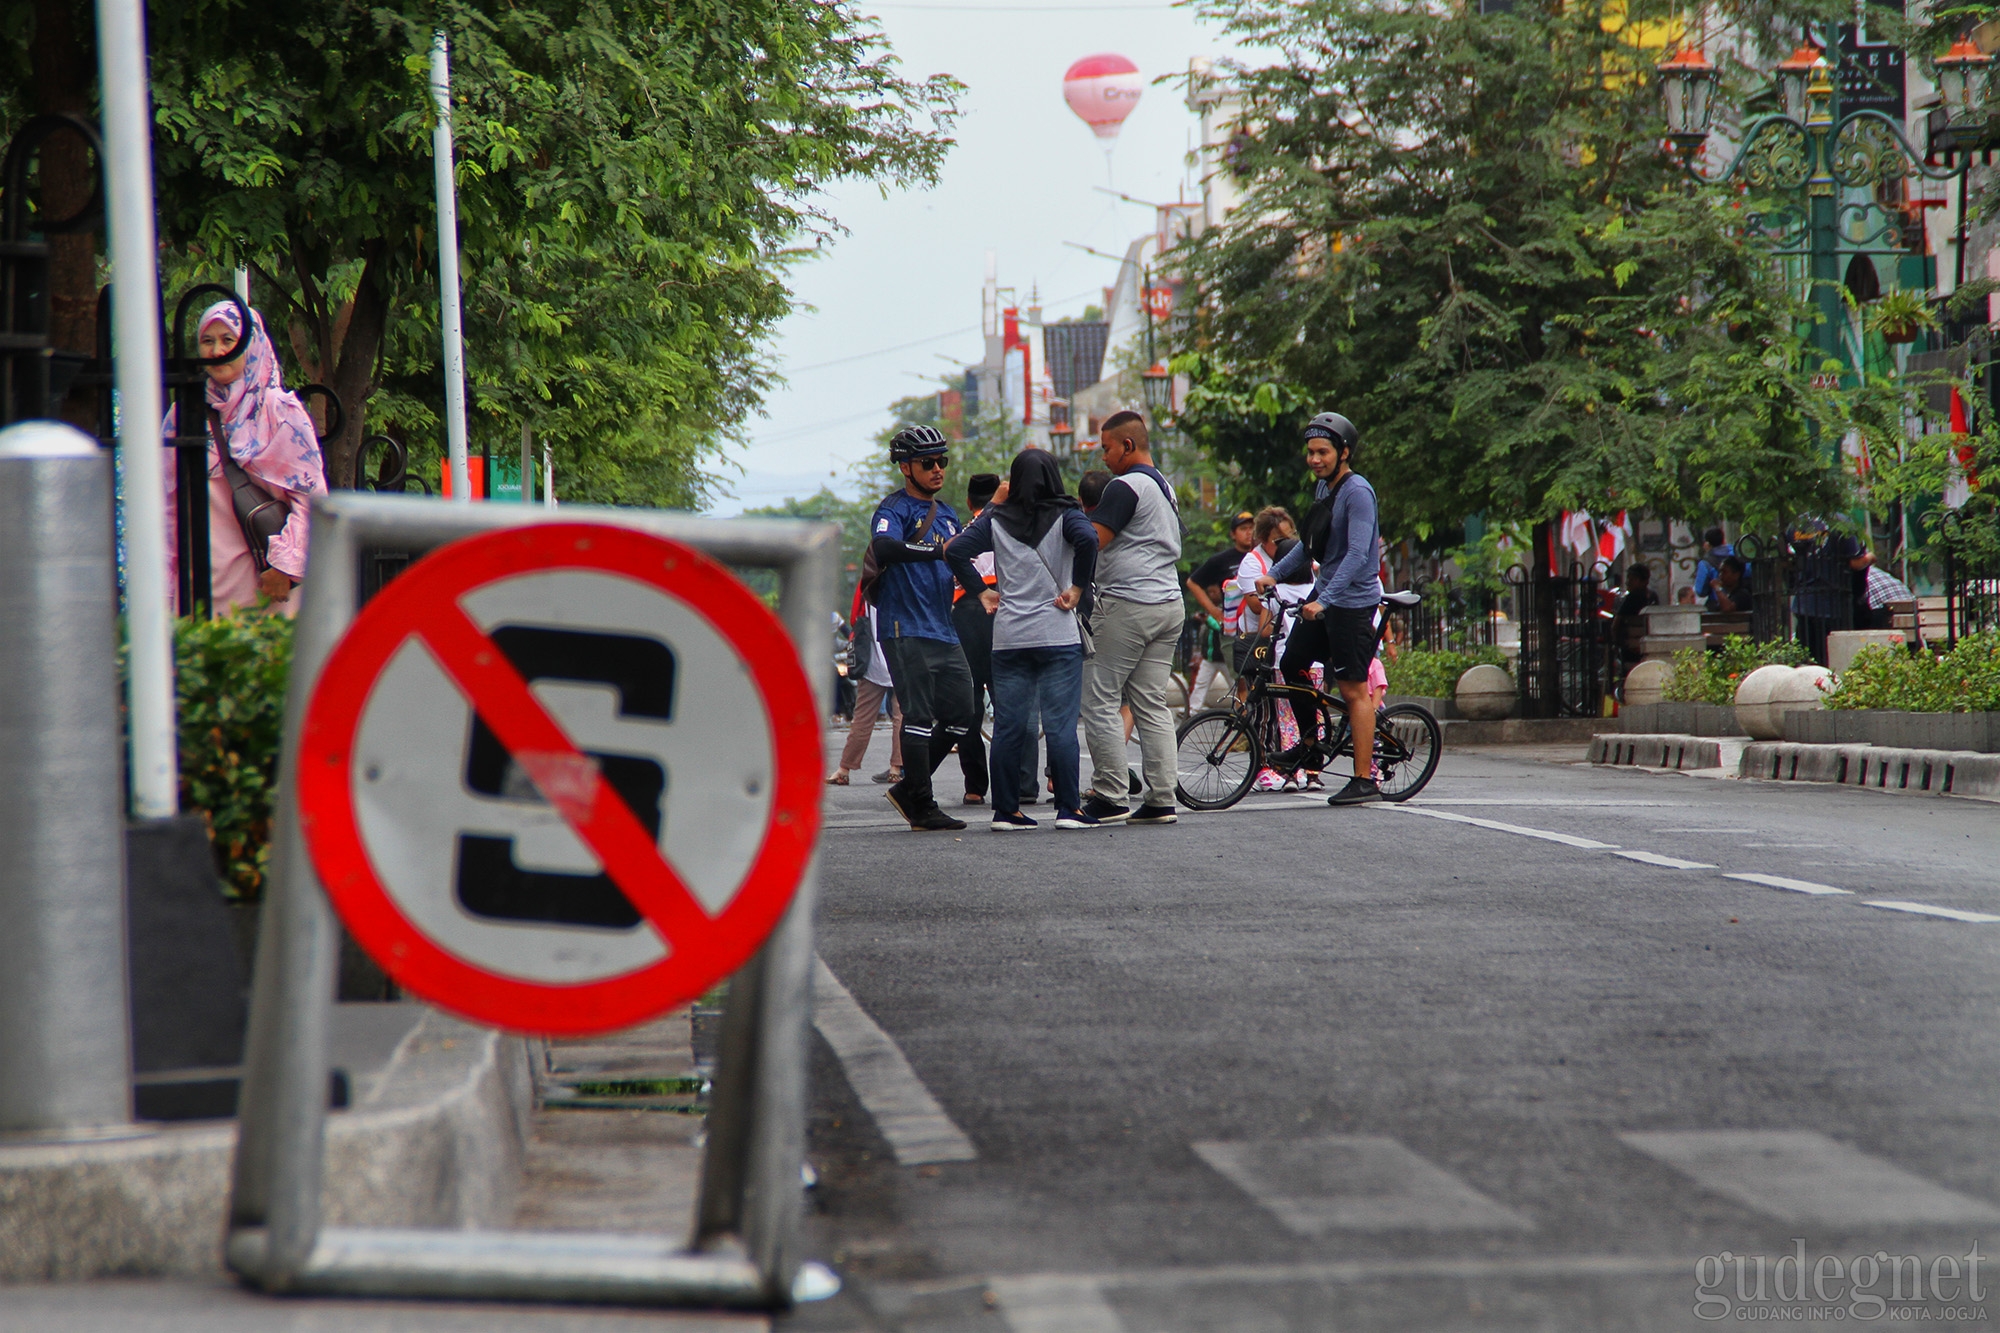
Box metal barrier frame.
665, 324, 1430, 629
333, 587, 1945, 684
226, 493, 836, 1309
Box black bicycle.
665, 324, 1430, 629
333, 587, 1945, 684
1174, 591, 1442, 809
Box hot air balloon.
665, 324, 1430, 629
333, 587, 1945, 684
1063, 54, 1142, 142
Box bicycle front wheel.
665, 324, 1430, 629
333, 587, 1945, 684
1176, 708, 1259, 810
1373, 702, 1442, 802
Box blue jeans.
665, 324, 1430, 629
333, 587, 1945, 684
990, 643, 1084, 816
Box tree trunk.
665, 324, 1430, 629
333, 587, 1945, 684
30, 0, 100, 433
323, 251, 389, 489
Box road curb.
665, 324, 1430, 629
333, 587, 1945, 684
0, 1008, 533, 1282
1589, 733, 1732, 771
1739, 741, 2000, 801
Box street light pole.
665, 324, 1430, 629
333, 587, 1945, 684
429, 31, 471, 504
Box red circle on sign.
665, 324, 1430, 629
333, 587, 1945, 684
295, 523, 822, 1036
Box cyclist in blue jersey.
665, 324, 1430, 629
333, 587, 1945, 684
868, 425, 976, 831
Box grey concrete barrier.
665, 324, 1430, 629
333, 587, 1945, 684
1740, 742, 2000, 800
1619, 702, 1747, 737
1590, 733, 1725, 771
0, 1008, 531, 1282
1783, 709, 2000, 754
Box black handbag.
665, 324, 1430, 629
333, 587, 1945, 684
208, 408, 289, 572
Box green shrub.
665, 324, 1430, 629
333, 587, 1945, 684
1385, 646, 1510, 700
1823, 633, 2000, 712
173, 613, 296, 901
1662, 636, 1810, 705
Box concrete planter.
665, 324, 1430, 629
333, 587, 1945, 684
1455, 663, 1519, 721
1620, 701, 1745, 736
1783, 709, 2000, 753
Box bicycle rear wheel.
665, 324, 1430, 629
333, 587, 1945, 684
1175, 708, 1259, 810
1373, 702, 1442, 802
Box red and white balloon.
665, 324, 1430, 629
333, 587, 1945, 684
1063, 54, 1143, 142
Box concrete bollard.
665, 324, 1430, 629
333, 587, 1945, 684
0, 422, 143, 1141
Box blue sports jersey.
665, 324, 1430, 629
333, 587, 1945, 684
871, 490, 961, 644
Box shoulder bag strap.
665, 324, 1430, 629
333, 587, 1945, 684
208, 409, 286, 572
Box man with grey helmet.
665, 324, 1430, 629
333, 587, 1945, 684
868, 424, 976, 831
1257, 411, 1385, 806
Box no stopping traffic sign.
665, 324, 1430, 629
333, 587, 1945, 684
295, 523, 821, 1036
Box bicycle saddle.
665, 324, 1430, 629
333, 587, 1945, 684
1382, 589, 1423, 608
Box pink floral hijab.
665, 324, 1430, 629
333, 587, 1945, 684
163, 301, 328, 495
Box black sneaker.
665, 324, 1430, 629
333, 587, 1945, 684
990, 811, 1037, 831
1129, 803, 1178, 825
1054, 809, 1101, 830
883, 786, 914, 823
1082, 795, 1130, 822
911, 807, 968, 832
1326, 777, 1382, 806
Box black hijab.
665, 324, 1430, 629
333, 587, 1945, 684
990, 448, 1080, 546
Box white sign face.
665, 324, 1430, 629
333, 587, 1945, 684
348, 569, 774, 984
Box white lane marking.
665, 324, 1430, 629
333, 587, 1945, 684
1723, 872, 1853, 897
1613, 850, 1716, 870
989, 1275, 1127, 1333
1412, 799, 1692, 807
1377, 805, 1618, 850
1620, 1130, 2000, 1226
1654, 826, 1756, 833
1864, 900, 2000, 924
811, 956, 977, 1165
889, 1254, 1723, 1302
1195, 1136, 1534, 1234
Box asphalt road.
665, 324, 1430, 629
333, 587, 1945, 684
790, 730, 2000, 1332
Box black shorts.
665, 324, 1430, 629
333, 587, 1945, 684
1281, 605, 1377, 682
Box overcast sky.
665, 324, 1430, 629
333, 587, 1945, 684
711, 0, 1239, 515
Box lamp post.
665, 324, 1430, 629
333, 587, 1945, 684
1657, 31, 1993, 391
1140, 362, 1172, 419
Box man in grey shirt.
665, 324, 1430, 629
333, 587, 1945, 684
1080, 411, 1183, 824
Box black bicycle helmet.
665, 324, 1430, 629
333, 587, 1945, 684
889, 423, 949, 462
1303, 410, 1358, 453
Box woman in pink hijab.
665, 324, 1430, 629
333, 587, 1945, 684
163, 302, 329, 614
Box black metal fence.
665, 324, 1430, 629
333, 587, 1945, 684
1406, 563, 1606, 718
1405, 579, 1499, 655
1942, 517, 2000, 645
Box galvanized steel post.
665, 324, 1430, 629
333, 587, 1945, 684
0, 422, 139, 1140
95, 0, 179, 819
430, 31, 471, 504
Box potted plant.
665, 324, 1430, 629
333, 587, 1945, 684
1865, 288, 1939, 345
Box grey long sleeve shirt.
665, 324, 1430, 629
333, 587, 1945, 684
1268, 472, 1383, 610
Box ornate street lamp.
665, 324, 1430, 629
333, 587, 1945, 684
1934, 37, 1995, 127
1048, 398, 1074, 454
1656, 47, 1717, 149
1657, 27, 1994, 465
1140, 362, 1172, 419
1775, 44, 1822, 124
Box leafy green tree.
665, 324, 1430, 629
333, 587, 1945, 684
1175, 0, 1850, 541
3, 0, 958, 504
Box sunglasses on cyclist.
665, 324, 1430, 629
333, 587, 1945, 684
911, 455, 949, 471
